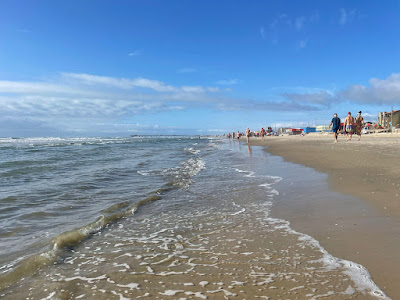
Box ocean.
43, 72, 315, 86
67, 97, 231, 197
0, 137, 388, 299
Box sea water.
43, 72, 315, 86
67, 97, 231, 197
0, 137, 389, 299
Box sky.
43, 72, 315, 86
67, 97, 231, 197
1, 0, 400, 137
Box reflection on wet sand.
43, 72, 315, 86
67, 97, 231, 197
247, 145, 252, 157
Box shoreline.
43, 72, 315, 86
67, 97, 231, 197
247, 134, 400, 298
1, 136, 395, 299
247, 134, 400, 220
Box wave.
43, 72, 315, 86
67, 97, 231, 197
0, 146, 208, 292
137, 157, 206, 188
184, 147, 201, 155
0, 192, 167, 292
0, 136, 211, 150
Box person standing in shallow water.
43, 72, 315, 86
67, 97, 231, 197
344, 112, 355, 141
260, 127, 266, 140
329, 113, 341, 143
355, 111, 365, 141
246, 128, 251, 143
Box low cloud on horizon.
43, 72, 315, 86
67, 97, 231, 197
1, 72, 400, 136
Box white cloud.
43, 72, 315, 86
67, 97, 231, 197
339, 8, 357, 26
180, 86, 205, 93
3, 71, 397, 136
340, 73, 400, 104
207, 129, 225, 132
0, 72, 228, 135
270, 14, 292, 29
216, 97, 325, 112
216, 79, 240, 85
130, 77, 175, 92
263, 12, 319, 45
362, 112, 377, 121
0, 95, 172, 118
0, 80, 95, 96
278, 74, 400, 107
61, 73, 136, 89
309, 11, 320, 23
128, 50, 143, 56
295, 16, 305, 31
260, 26, 266, 39
282, 90, 334, 105
339, 8, 347, 25
61, 72, 220, 93
270, 121, 310, 129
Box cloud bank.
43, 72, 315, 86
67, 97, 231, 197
279, 73, 400, 107
0, 73, 223, 135
1, 72, 400, 136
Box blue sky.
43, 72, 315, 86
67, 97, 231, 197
1, 0, 400, 136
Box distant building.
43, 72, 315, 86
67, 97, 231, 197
289, 128, 304, 135
301, 127, 316, 134
278, 128, 291, 134
378, 110, 400, 128
316, 125, 331, 132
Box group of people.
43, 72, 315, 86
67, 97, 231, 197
228, 112, 366, 145
227, 131, 242, 140
227, 127, 273, 143
329, 111, 365, 142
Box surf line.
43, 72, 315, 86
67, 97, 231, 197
234, 168, 256, 178
0, 188, 172, 293
231, 202, 246, 216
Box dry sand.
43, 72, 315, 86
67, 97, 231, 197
248, 133, 400, 298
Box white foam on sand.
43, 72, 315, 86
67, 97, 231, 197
199, 281, 209, 287
63, 274, 107, 283
116, 283, 139, 290
231, 202, 246, 216
159, 289, 184, 296
233, 163, 388, 299
266, 216, 389, 299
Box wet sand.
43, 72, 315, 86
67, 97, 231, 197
3, 172, 384, 300
248, 133, 400, 298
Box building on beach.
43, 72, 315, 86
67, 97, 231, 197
289, 128, 304, 135
301, 127, 316, 134
378, 110, 400, 128
278, 128, 291, 134
278, 128, 304, 135
316, 125, 331, 132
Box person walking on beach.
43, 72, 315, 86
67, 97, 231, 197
237, 131, 240, 140
355, 111, 365, 141
232, 132, 235, 139
260, 127, 266, 140
329, 113, 341, 143
246, 128, 251, 143
344, 112, 355, 141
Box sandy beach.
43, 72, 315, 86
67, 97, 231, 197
248, 133, 400, 298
